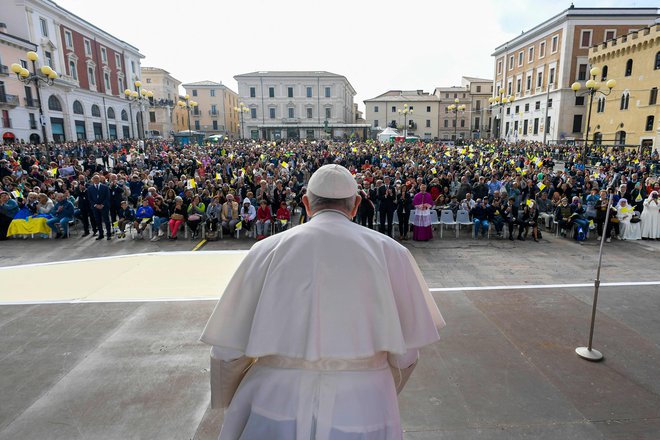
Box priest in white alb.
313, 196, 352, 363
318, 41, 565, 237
201, 163, 445, 440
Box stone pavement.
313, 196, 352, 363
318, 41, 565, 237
0, 230, 659, 439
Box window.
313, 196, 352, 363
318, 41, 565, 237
91, 104, 101, 117
444, 119, 448, 128
73, 100, 84, 114
426, 119, 431, 128
549, 68, 555, 85
306, 87, 312, 98
551, 35, 559, 53
65, 30, 73, 48
107, 107, 115, 119
645, 115, 655, 131
575, 96, 585, 106
269, 108, 276, 119
325, 87, 331, 98
306, 107, 313, 119
288, 87, 294, 98
601, 65, 608, 81
548, 98, 553, 108
474, 117, 480, 130
508, 55, 514, 70
374, 105, 379, 113
194, 120, 200, 130
100, 47, 107, 64
145, 78, 151, 83
460, 119, 465, 128
325, 107, 331, 119
620, 92, 630, 110
121, 110, 128, 121
650, 87, 658, 105
131, 61, 135, 74
211, 104, 217, 115
593, 132, 602, 145
533, 118, 539, 135
392, 106, 396, 113
88, 66, 95, 86
507, 82, 512, 96
43, 51, 53, 68
29, 113, 37, 129
580, 30, 592, 48
374, 120, 379, 127
213, 120, 218, 130
149, 111, 156, 123
445, 106, 449, 114
526, 75, 531, 91
518, 51, 524, 66
452, 119, 456, 128
655, 51, 660, 70
516, 78, 521, 94
104, 72, 110, 90
115, 54, 121, 68
210, 89, 216, 97
118, 78, 124, 93
514, 105, 519, 114
535, 101, 541, 110
192, 89, 198, 97
69, 60, 77, 80
497, 60, 502, 74
625, 59, 633, 77
288, 107, 294, 118
427, 105, 431, 112
572, 115, 582, 133
249, 87, 256, 98
616, 131, 626, 145
605, 30, 616, 41
524, 103, 530, 112
84, 39, 91, 56
537, 71, 543, 88
48, 95, 62, 111
523, 120, 528, 135
251, 107, 257, 119
539, 41, 546, 58
269, 87, 274, 98
578, 64, 587, 81
39, 18, 48, 36
528, 47, 534, 62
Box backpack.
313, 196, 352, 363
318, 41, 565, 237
576, 226, 586, 241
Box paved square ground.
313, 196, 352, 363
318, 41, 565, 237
0, 230, 658, 439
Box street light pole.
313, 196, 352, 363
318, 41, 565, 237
234, 102, 249, 139
571, 67, 616, 166
447, 98, 465, 143
177, 95, 198, 143
488, 88, 514, 141
124, 81, 154, 139
398, 104, 412, 138
10, 51, 58, 145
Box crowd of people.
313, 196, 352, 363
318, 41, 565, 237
1, 137, 659, 244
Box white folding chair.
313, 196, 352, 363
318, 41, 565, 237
455, 209, 473, 238
439, 210, 457, 238
430, 210, 441, 229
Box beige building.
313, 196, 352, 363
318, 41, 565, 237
182, 81, 239, 138
433, 77, 494, 140
172, 95, 189, 133
141, 67, 180, 138
364, 90, 440, 140
587, 22, 660, 153
492, 6, 659, 144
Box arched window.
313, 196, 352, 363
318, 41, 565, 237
48, 95, 62, 111
72, 100, 84, 115
593, 132, 602, 145
91, 104, 101, 117
121, 109, 128, 121
107, 107, 115, 119
620, 92, 630, 110
601, 65, 608, 81
68, 60, 77, 80
625, 59, 633, 76
597, 97, 606, 113
655, 51, 660, 70
615, 131, 626, 145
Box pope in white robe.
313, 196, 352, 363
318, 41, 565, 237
201, 164, 445, 440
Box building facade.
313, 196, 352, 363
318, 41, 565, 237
1, 0, 144, 143
141, 67, 180, 138
587, 22, 660, 153
492, 6, 659, 144
234, 71, 367, 140
433, 77, 494, 141
181, 80, 239, 138
364, 90, 441, 140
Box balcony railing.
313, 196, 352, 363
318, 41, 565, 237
25, 98, 40, 108
282, 117, 300, 123
209, 110, 218, 116
0, 94, 19, 107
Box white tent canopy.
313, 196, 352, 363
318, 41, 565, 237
377, 127, 401, 142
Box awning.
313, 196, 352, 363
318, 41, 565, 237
2, 132, 15, 139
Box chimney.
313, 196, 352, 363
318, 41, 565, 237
0, 23, 7, 34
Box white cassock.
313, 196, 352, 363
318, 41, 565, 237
201, 210, 445, 440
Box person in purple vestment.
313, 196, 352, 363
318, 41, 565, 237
412, 184, 434, 241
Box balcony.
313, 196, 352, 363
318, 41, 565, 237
282, 117, 300, 123
208, 110, 219, 116
0, 94, 19, 107
0, 64, 8, 76
25, 98, 40, 108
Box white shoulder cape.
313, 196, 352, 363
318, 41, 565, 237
200, 211, 445, 360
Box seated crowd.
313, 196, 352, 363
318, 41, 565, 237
1, 138, 659, 245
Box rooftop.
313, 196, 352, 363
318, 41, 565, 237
364, 90, 440, 102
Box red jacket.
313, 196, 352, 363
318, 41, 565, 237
276, 207, 290, 220
257, 205, 272, 221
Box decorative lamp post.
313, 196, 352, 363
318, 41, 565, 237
571, 67, 616, 165
10, 51, 58, 144
177, 94, 198, 135
233, 102, 249, 139
124, 80, 154, 139
447, 98, 466, 141
488, 88, 514, 140
397, 104, 413, 138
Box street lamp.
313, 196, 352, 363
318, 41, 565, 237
234, 102, 249, 139
488, 88, 515, 140
447, 98, 466, 142
571, 67, 616, 165
124, 80, 153, 139
397, 104, 413, 137
10, 51, 58, 144
177, 94, 198, 135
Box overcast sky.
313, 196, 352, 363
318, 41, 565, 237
54, 0, 646, 110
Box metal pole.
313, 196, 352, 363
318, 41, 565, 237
543, 80, 551, 146
31, 60, 49, 145
576, 192, 612, 361
128, 102, 134, 139
584, 89, 595, 167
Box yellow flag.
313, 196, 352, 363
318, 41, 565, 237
431, 168, 437, 174
187, 179, 196, 188
526, 199, 533, 207
515, 167, 522, 173
215, 173, 221, 180
235, 221, 242, 230
281, 161, 288, 168
351, 147, 357, 153
11, 190, 21, 198
49, 168, 58, 176
537, 182, 546, 191
280, 219, 288, 225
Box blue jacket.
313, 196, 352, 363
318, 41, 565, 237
0, 199, 19, 218
53, 200, 75, 220
135, 205, 154, 220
